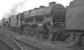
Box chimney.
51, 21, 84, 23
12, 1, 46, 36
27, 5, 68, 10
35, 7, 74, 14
39, 6, 46, 8
29, 10, 33, 13
49, 2, 56, 6
34, 8, 39, 10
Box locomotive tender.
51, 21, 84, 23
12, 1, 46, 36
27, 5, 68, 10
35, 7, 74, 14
65, 0, 84, 46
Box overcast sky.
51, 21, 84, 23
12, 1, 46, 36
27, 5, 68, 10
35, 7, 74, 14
0, 0, 73, 20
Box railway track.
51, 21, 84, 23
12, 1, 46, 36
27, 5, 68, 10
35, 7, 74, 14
0, 31, 44, 50
0, 30, 46, 50
13, 38, 44, 50
0, 33, 22, 50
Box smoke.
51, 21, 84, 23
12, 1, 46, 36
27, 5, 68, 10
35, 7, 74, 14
10, 0, 28, 15
10, 2, 23, 15
2, 0, 28, 19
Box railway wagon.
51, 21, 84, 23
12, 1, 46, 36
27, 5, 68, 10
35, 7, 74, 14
65, 0, 84, 46
22, 2, 65, 40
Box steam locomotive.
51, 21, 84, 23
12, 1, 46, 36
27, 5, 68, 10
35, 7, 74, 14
2, 2, 65, 41
2, 0, 84, 46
